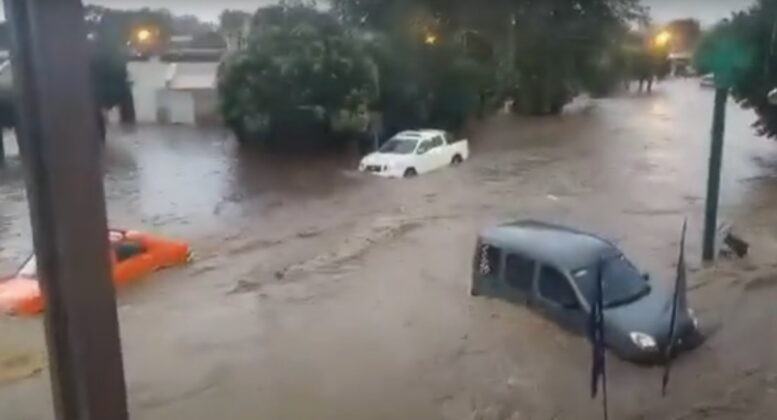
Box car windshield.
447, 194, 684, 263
572, 255, 650, 308
379, 138, 418, 154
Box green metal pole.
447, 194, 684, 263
703, 87, 729, 261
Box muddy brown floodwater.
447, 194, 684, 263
2, 79, 777, 419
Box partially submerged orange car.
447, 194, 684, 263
0, 230, 190, 316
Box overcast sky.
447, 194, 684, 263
0, 0, 758, 25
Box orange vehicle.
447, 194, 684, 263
0, 230, 190, 316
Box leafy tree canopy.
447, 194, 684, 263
219, 10, 252, 33
84, 5, 212, 53
666, 18, 702, 52
218, 4, 378, 146
334, 0, 647, 115
695, 4, 768, 135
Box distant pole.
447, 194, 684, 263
702, 87, 729, 262
0, 129, 5, 165
119, 91, 137, 124
5, 0, 128, 418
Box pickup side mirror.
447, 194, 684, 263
642, 272, 651, 282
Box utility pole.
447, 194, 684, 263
0, 129, 5, 165
5, 0, 128, 418
702, 87, 729, 262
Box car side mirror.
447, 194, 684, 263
642, 272, 651, 282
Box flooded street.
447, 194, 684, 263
2, 78, 777, 419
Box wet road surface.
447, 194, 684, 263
2, 79, 777, 419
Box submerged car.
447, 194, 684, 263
0, 230, 190, 316
700, 74, 716, 88
359, 129, 469, 178
471, 221, 701, 363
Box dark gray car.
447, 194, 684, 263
471, 220, 702, 363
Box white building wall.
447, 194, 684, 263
157, 90, 196, 125
128, 59, 169, 123
127, 60, 220, 125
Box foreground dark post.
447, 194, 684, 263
5, 0, 128, 418
702, 88, 729, 262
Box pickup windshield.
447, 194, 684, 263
572, 255, 650, 308
379, 138, 418, 154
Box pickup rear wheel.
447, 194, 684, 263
451, 154, 463, 166
404, 168, 418, 178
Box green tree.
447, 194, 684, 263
218, 5, 378, 150
666, 18, 702, 52
170, 14, 212, 36
695, 6, 765, 135
84, 6, 198, 54
219, 10, 252, 33
332, 0, 498, 132
90, 47, 131, 111
334, 0, 646, 115
366, 32, 495, 134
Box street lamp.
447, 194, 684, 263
136, 28, 153, 44
655, 31, 671, 48
424, 33, 438, 46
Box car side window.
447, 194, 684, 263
538, 266, 578, 307
430, 136, 444, 149
417, 140, 432, 154
505, 254, 535, 292
477, 243, 502, 278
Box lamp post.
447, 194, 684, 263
702, 84, 729, 262
697, 26, 752, 262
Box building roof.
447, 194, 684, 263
165, 62, 218, 90
479, 220, 618, 271
669, 51, 693, 61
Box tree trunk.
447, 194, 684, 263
119, 91, 136, 124
97, 110, 106, 142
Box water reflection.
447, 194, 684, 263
100, 126, 365, 234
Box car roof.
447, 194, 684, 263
394, 129, 446, 140
479, 220, 618, 271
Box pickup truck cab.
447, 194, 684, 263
359, 129, 470, 178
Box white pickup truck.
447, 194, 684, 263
359, 129, 470, 178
